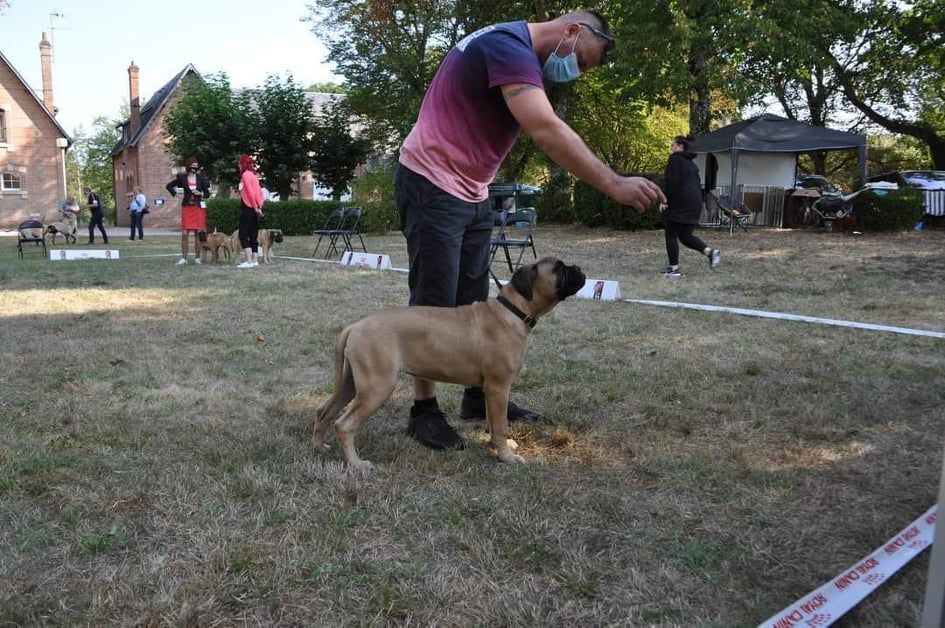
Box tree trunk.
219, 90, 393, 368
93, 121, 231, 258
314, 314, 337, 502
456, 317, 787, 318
835, 60, 945, 170
688, 50, 710, 135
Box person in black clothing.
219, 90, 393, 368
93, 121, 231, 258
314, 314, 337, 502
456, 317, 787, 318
659, 135, 719, 277
83, 186, 108, 244
165, 156, 212, 265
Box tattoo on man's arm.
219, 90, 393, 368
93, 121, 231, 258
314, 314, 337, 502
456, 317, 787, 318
505, 85, 541, 99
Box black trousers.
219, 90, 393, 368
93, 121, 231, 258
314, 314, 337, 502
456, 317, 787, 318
130, 212, 144, 239
88, 210, 108, 243
664, 220, 707, 266
238, 205, 259, 253
395, 165, 493, 308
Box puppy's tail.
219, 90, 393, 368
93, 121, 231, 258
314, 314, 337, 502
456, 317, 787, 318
314, 325, 356, 428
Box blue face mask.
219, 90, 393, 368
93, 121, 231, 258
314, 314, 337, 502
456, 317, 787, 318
542, 35, 581, 83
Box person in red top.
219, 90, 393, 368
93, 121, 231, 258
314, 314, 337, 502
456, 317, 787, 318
236, 154, 265, 268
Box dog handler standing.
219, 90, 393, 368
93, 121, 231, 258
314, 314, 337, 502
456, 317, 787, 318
166, 156, 211, 265
236, 155, 265, 269
396, 10, 666, 450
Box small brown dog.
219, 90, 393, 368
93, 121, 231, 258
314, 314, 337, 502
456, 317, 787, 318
197, 229, 230, 263
257, 229, 284, 263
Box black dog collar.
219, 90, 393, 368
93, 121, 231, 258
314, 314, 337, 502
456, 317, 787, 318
496, 295, 536, 329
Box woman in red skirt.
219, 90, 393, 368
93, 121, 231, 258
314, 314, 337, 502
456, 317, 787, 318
165, 156, 212, 265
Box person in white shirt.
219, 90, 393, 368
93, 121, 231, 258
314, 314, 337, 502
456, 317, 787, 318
129, 186, 147, 241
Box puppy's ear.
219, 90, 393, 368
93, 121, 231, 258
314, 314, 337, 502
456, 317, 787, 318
510, 264, 536, 301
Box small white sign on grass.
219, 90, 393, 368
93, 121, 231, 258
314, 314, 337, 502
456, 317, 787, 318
50, 249, 120, 261
574, 279, 621, 301
340, 251, 392, 270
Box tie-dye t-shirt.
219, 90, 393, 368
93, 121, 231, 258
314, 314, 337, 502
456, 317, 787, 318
399, 21, 543, 203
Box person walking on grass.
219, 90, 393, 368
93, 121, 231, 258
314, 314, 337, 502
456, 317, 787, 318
83, 186, 108, 245
166, 156, 211, 265
236, 155, 264, 269
659, 134, 719, 277
395, 10, 666, 451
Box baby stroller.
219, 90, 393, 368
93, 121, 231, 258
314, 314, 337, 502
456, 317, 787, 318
810, 181, 898, 232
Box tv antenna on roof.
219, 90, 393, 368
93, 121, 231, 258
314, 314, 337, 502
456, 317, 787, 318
49, 11, 65, 55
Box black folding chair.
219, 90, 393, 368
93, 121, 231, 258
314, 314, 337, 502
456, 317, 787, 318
312, 207, 349, 258
338, 206, 367, 253
490, 209, 537, 273
17, 219, 47, 259
716, 194, 752, 234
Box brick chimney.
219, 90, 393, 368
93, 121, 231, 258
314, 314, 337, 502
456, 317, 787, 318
39, 32, 55, 114
128, 61, 141, 137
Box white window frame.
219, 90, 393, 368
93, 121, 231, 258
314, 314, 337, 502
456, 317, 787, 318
1, 170, 23, 191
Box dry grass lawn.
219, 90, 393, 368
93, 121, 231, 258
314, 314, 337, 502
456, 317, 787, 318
1, 224, 944, 625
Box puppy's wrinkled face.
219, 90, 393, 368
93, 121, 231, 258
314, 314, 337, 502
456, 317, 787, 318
197, 230, 208, 243
509, 257, 586, 316
269, 230, 284, 243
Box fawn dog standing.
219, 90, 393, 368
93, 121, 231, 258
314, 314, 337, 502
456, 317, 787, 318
313, 257, 586, 470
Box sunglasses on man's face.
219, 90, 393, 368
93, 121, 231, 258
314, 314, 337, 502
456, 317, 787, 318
579, 22, 615, 64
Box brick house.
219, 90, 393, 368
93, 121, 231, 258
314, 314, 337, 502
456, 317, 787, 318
110, 63, 363, 218
111, 63, 201, 229
0, 33, 72, 229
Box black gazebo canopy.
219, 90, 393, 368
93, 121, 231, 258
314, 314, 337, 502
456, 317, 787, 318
689, 114, 868, 192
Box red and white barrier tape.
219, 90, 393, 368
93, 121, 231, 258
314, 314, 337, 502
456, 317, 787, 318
759, 505, 937, 627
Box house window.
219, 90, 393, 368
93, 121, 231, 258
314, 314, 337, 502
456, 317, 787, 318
0, 109, 7, 143
1, 171, 22, 191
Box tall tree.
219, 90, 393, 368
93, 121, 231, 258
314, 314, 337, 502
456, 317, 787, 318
609, 0, 756, 135
163, 73, 254, 192
305, 0, 464, 151
250, 74, 319, 201
310, 101, 370, 200
827, 0, 945, 168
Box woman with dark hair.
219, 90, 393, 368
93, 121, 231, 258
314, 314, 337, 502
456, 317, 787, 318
659, 134, 719, 277
166, 156, 211, 265
236, 155, 265, 268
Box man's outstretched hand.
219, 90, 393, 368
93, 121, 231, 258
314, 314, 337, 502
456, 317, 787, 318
610, 176, 666, 213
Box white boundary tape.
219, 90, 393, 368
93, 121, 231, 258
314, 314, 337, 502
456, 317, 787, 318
760, 506, 937, 627
624, 298, 945, 340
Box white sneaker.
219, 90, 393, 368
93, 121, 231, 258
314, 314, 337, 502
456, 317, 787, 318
176, 257, 187, 266
194, 257, 203, 265
251, 261, 259, 267
709, 249, 721, 269
236, 261, 255, 269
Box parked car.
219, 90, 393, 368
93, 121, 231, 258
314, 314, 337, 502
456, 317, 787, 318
868, 170, 945, 190
794, 174, 839, 194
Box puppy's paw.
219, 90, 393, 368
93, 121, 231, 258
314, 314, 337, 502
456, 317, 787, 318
497, 450, 526, 464
507, 439, 519, 450
348, 460, 376, 473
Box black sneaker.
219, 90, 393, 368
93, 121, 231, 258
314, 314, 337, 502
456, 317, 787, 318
459, 392, 542, 423
407, 405, 465, 450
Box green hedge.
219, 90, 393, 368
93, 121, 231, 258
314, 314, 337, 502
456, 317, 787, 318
349, 167, 399, 233
852, 187, 924, 232
571, 177, 664, 230
206, 198, 358, 235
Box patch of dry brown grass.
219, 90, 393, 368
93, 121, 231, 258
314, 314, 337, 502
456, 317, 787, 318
1, 226, 943, 625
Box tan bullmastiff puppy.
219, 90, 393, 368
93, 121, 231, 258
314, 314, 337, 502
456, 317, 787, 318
197, 229, 230, 263
312, 256, 586, 471
257, 229, 283, 263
